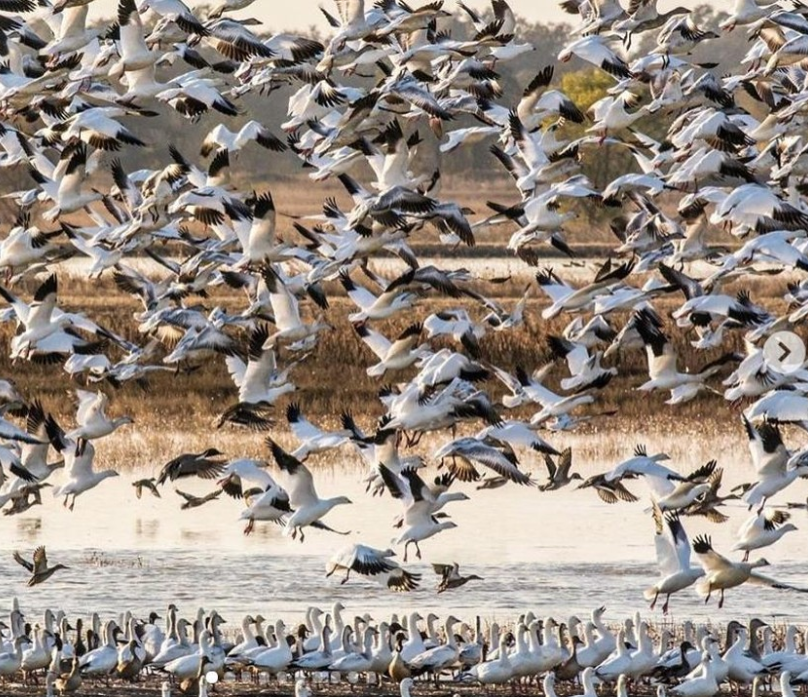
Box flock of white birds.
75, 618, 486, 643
2, 0, 808, 689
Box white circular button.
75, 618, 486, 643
764, 331, 806, 374
205, 671, 219, 684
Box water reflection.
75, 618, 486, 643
135, 518, 160, 540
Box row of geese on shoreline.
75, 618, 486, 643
3, 602, 808, 696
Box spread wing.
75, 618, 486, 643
32, 546, 47, 575
692, 535, 732, 572
13, 551, 33, 572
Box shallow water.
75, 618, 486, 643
1, 442, 808, 626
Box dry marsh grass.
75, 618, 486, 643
1, 181, 802, 471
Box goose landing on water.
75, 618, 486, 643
326, 543, 420, 591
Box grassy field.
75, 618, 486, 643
0, 179, 798, 471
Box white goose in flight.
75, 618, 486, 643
325, 543, 421, 591
378, 464, 459, 562
644, 506, 704, 614
692, 535, 808, 608
66, 390, 134, 441
45, 413, 119, 511
266, 438, 351, 542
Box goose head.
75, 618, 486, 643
749, 618, 768, 632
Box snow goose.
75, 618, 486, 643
644, 508, 704, 613
604, 444, 678, 498
244, 622, 293, 675
656, 461, 718, 512
340, 271, 417, 323
710, 183, 808, 233
587, 607, 616, 663
745, 392, 808, 433
462, 632, 513, 684
571, 666, 599, 697
398, 613, 426, 665
558, 35, 632, 78
151, 618, 193, 669
329, 626, 376, 674
140, 0, 207, 36
325, 544, 420, 591
741, 416, 808, 507
208, 0, 255, 19
654, 14, 718, 54
0, 274, 66, 357
0, 213, 64, 281
720, 0, 778, 30
595, 628, 631, 682
21, 627, 50, 674
627, 622, 659, 679
163, 629, 213, 682
285, 402, 351, 460
294, 623, 335, 671
732, 508, 797, 560
533, 618, 565, 672
266, 439, 351, 542
670, 652, 719, 697
378, 464, 459, 561
407, 615, 461, 680
79, 620, 119, 677
724, 625, 767, 684
38, 144, 103, 223
236, 475, 291, 534
262, 266, 331, 349
434, 436, 531, 485
546, 334, 616, 393
477, 420, 558, 460
354, 321, 428, 377
201, 121, 284, 158
536, 261, 634, 321
216, 326, 298, 428
45, 413, 117, 511
634, 310, 737, 397
66, 390, 133, 440
693, 535, 808, 607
